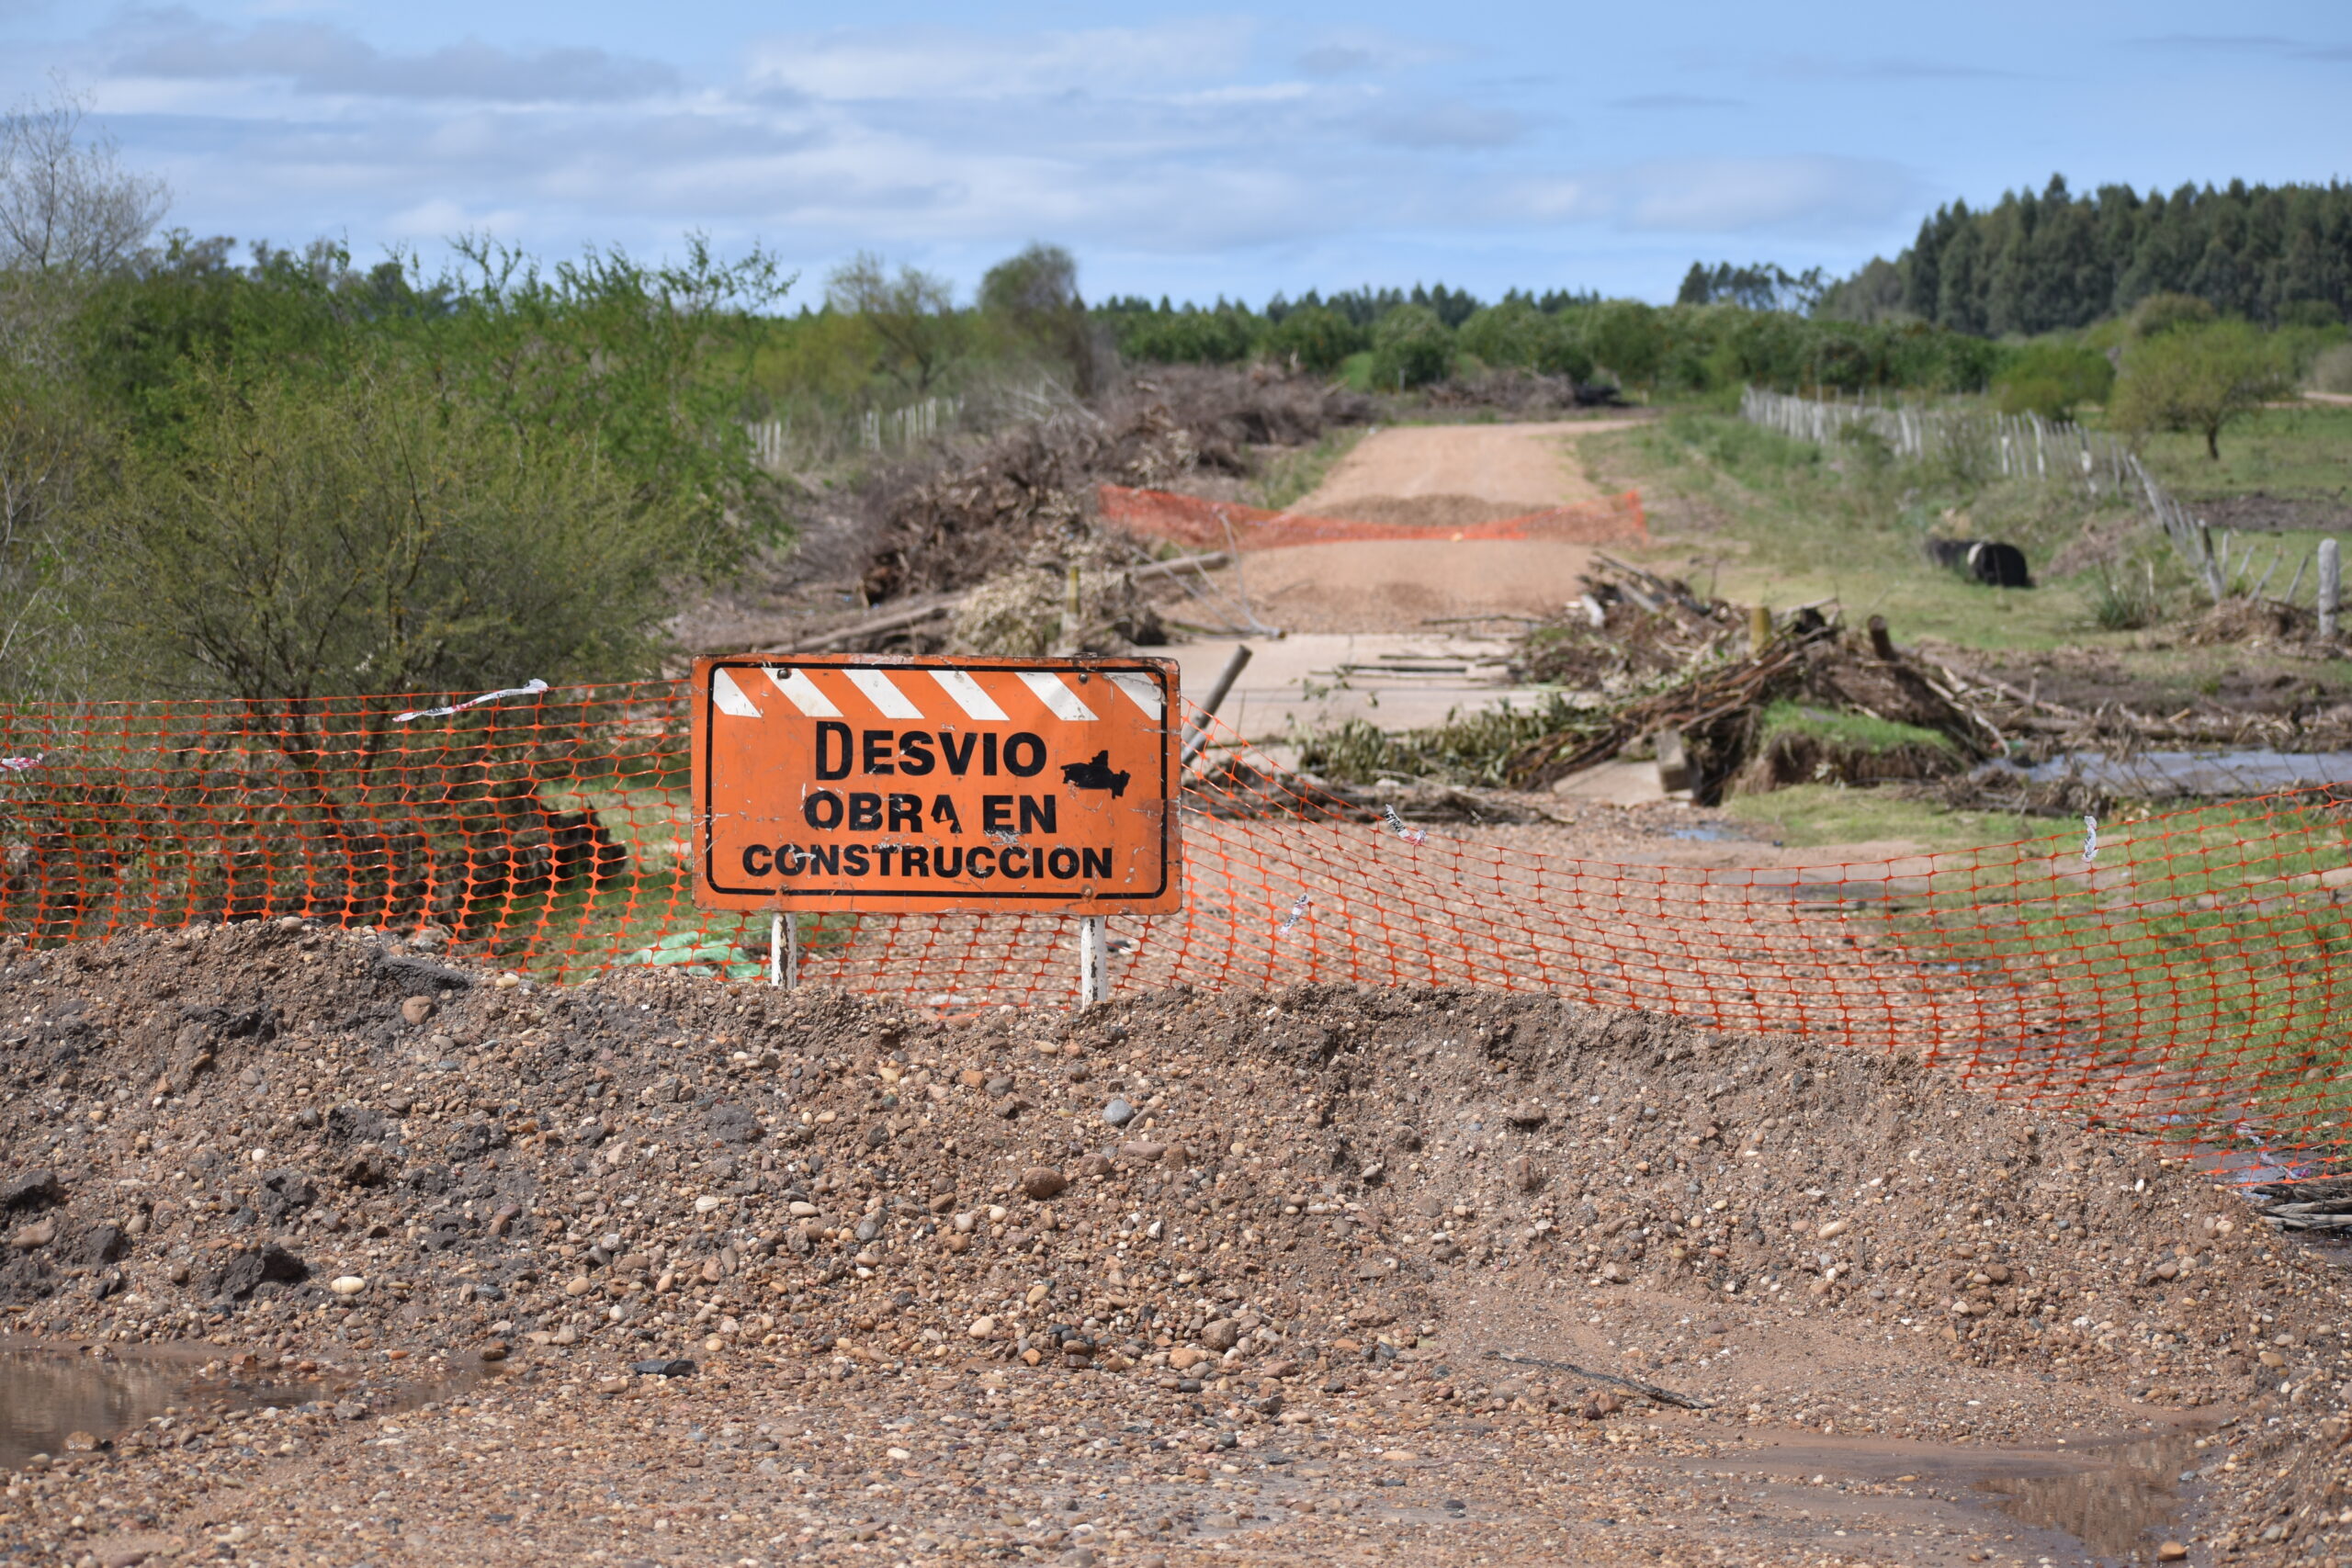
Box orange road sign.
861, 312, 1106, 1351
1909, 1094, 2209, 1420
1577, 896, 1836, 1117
690, 654, 1183, 915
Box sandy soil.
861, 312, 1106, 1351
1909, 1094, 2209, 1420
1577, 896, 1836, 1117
1209, 539, 1606, 634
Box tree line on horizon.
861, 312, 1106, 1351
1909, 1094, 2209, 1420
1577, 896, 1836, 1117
1813, 175, 2352, 333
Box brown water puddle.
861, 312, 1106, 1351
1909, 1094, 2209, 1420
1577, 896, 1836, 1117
0, 1338, 502, 1470
1693, 1422, 2216, 1564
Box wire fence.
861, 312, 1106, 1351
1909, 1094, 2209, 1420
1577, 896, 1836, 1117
745, 396, 964, 471
3, 679, 2348, 1172
1740, 386, 2237, 601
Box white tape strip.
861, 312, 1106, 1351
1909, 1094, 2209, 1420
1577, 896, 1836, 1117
2082, 813, 2099, 866
1020, 671, 1097, 722
0, 754, 40, 771
930, 671, 1009, 722
393, 679, 548, 724
710, 669, 762, 718
763, 668, 841, 718
1107, 671, 1163, 721
844, 669, 924, 720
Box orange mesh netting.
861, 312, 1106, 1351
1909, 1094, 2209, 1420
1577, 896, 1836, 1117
2, 679, 2346, 1173
1096, 484, 1648, 551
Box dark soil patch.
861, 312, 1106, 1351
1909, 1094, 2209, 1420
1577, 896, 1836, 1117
2189, 493, 2352, 536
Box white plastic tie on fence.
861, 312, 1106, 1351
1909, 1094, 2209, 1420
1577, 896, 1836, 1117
0, 754, 40, 771
1382, 805, 1428, 847
1277, 893, 1312, 933
2082, 814, 2099, 866
393, 679, 549, 724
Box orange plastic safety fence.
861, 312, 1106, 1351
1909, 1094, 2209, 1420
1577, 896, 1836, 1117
2, 681, 2347, 1176
1095, 484, 1648, 551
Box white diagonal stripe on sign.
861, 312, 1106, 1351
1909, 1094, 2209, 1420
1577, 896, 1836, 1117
711, 669, 762, 718
763, 667, 842, 718
929, 670, 1009, 722
1020, 671, 1098, 721
844, 668, 924, 720
1106, 671, 1163, 721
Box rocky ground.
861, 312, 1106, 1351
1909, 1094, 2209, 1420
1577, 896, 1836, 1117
2, 920, 2349, 1566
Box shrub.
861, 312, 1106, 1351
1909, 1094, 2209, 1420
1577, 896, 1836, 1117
74, 361, 688, 705
1261, 305, 1364, 374
2128, 292, 2216, 339
1118, 308, 1253, 366
1586, 301, 1663, 389
1367, 304, 1453, 389
1992, 342, 2116, 420
2307, 342, 2352, 395
2086, 563, 2163, 631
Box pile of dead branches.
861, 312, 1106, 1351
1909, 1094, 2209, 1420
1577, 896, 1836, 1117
856, 367, 1374, 605
1512, 556, 1742, 687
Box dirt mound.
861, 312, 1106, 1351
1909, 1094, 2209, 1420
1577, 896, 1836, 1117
1288, 493, 1540, 530
3, 922, 2348, 1561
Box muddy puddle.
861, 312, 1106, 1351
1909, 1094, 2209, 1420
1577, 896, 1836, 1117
1975, 1428, 2210, 1560
1988, 749, 2352, 798
1686, 1422, 2212, 1564
0, 1339, 503, 1471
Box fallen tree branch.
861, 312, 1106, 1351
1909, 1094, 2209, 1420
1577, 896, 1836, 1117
1483, 1349, 1713, 1410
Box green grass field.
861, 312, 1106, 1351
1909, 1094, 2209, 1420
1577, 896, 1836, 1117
2117, 400, 2352, 504
1578, 412, 2352, 691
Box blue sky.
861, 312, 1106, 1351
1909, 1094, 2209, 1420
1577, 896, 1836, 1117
5, 1, 2347, 306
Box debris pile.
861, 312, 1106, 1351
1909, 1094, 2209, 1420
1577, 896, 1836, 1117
944, 540, 1167, 658
1281, 561, 1985, 805
857, 368, 1373, 609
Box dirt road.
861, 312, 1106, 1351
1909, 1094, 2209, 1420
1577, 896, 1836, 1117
1184, 417, 1649, 635
1294, 418, 1644, 524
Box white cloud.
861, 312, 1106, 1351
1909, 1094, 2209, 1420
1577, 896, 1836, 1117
745, 21, 1249, 102
109, 16, 679, 102
1620, 155, 1919, 232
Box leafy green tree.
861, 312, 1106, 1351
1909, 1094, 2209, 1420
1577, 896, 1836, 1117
2109, 320, 2289, 458
1117, 307, 1253, 365
1261, 304, 1365, 373
0, 355, 98, 695
1367, 303, 1453, 389
75, 361, 692, 709
1992, 342, 2115, 420
424, 234, 789, 559
824, 251, 963, 395
1587, 301, 1663, 390
980, 243, 1099, 397
1456, 300, 1540, 367
1526, 313, 1595, 381
2128, 291, 2216, 338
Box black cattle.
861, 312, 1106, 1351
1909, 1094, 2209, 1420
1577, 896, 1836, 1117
1926, 538, 2033, 589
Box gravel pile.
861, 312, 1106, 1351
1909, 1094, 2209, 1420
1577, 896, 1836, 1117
2, 919, 2347, 1563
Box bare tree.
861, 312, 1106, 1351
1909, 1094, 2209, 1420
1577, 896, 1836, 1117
825, 251, 962, 395
0, 79, 169, 275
